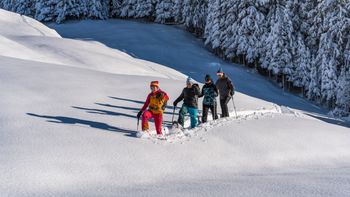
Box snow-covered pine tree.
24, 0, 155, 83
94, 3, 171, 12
13, 0, 35, 16
303, 0, 320, 58
0, 0, 35, 16
155, 0, 174, 23
110, 0, 123, 17
303, 0, 322, 101
261, 2, 294, 78
182, 0, 195, 29
316, 0, 348, 107
204, 0, 230, 54
35, 0, 58, 22
217, 0, 231, 54
334, 67, 350, 116
284, 0, 316, 91
0, 0, 16, 11
191, 0, 208, 34
120, 0, 137, 18
235, 0, 266, 64
54, 0, 88, 23
54, 0, 67, 23
135, 0, 154, 18
283, 0, 308, 87
204, 0, 221, 49
337, 1, 350, 115
334, 22, 350, 115
174, 0, 184, 23
307, 56, 321, 101
86, 0, 109, 19
318, 35, 338, 107
220, 0, 240, 59
182, 0, 208, 34
292, 34, 311, 89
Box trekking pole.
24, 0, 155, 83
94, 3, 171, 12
232, 97, 238, 119
171, 106, 176, 123
137, 117, 140, 131
171, 106, 179, 128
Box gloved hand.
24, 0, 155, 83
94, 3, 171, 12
173, 101, 178, 107
137, 111, 143, 119
162, 101, 167, 110
230, 90, 234, 96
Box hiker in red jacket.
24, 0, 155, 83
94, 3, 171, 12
137, 81, 169, 135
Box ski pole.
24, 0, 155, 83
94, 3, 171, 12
137, 117, 140, 131
232, 97, 238, 119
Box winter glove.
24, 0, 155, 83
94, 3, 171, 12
230, 86, 235, 96
156, 92, 164, 100
230, 90, 234, 96
162, 101, 167, 110
137, 111, 143, 119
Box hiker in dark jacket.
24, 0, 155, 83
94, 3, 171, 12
215, 68, 235, 118
199, 74, 218, 123
173, 77, 201, 128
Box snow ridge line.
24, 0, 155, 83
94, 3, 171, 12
21, 15, 46, 37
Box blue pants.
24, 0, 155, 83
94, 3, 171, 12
178, 105, 198, 128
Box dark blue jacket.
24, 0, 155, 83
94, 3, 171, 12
199, 82, 218, 106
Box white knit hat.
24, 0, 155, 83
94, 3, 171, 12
186, 77, 195, 84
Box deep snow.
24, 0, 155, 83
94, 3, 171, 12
1, 9, 350, 196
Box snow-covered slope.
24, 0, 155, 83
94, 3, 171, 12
1, 9, 350, 197
0, 9, 185, 79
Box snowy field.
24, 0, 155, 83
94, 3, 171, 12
1, 9, 350, 196
49, 19, 330, 115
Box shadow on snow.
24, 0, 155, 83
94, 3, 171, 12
26, 95, 181, 137
26, 113, 138, 137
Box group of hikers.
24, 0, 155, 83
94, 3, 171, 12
136, 68, 235, 136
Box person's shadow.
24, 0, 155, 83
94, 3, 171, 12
27, 113, 138, 137
27, 96, 197, 139
72, 106, 137, 118
94, 103, 177, 116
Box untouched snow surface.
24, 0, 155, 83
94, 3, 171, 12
1, 9, 350, 196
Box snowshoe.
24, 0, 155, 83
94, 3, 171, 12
156, 134, 167, 140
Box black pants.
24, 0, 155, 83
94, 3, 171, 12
202, 104, 218, 123
220, 96, 231, 118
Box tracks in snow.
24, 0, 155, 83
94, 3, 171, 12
142, 104, 307, 144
